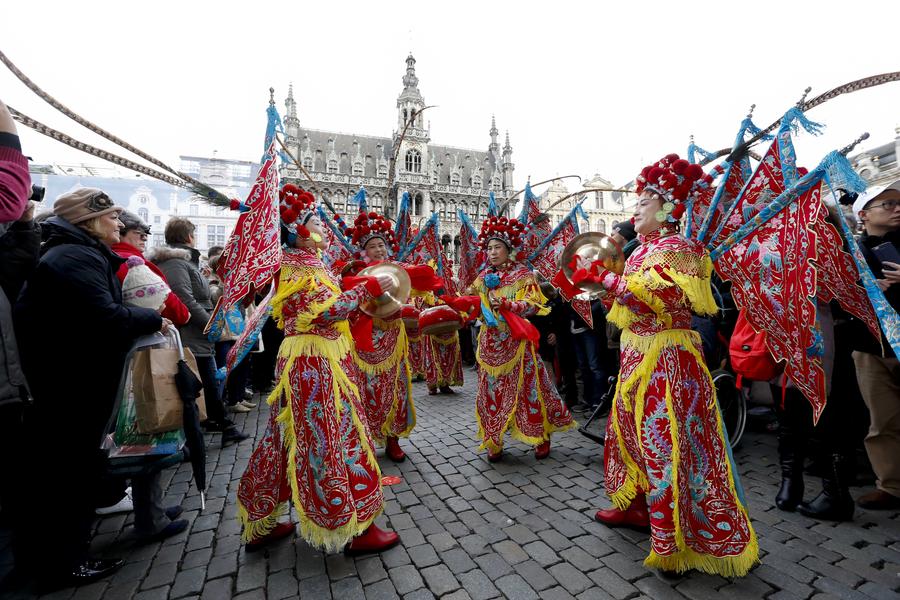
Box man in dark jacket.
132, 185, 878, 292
850, 180, 900, 510
151, 218, 247, 445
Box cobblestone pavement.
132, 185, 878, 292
2, 370, 899, 600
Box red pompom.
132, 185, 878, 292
296, 224, 311, 238
685, 164, 704, 181
299, 191, 315, 204
282, 208, 298, 224
672, 159, 689, 175
346, 227, 355, 236
664, 153, 680, 163
368, 211, 378, 219
229, 199, 241, 211
392, 244, 400, 252
671, 203, 686, 219
647, 166, 664, 183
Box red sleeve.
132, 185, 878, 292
162, 291, 190, 325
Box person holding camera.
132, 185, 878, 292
850, 180, 900, 510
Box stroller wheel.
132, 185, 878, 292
711, 369, 747, 449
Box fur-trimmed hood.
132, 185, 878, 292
145, 245, 194, 264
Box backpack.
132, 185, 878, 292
729, 310, 784, 382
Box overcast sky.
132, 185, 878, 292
3, 1, 899, 195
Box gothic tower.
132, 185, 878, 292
283, 84, 300, 176
502, 131, 515, 190
394, 54, 431, 216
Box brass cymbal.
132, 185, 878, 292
358, 262, 412, 318
560, 232, 625, 297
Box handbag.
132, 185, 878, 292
132, 343, 207, 434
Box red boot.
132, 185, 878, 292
534, 440, 550, 459
345, 524, 400, 556
245, 522, 295, 553
386, 436, 406, 462
594, 498, 650, 533
487, 448, 503, 462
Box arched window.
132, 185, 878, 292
327, 159, 338, 174
439, 200, 446, 221
377, 164, 388, 178
450, 172, 460, 186
405, 149, 422, 173
352, 161, 363, 176
138, 207, 149, 222
370, 194, 383, 211
611, 220, 619, 231
302, 156, 313, 170
413, 193, 424, 216
448, 200, 457, 222
597, 219, 606, 234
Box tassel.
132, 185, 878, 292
821, 150, 867, 194
781, 107, 824, 136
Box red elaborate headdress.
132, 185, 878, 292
345, 211, 400, 254
635, 153, 713, 223
278, 184, 317, 239
477, 215, 527, 252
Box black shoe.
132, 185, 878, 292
69, 558, 124, 585
775, 477, 804, 512
222, 427, 249, 445
165, 505, 184, 520
136, 519, 189, 543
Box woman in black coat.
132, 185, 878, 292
13, 188, 168, 591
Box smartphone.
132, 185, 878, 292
872, 242, 900, 271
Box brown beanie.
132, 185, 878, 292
53, 187, 122, 224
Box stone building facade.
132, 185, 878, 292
281, 54, 516, 254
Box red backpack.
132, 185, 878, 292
729, 310, 784, 382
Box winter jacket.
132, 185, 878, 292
0, 133, 31, 222
15, 217, 162, 447
112, 241, 190, 326
150, 244, 214, 357
0, 219, 40, 406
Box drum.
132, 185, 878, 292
418, 305, 463, 336
401, 305, 421, 332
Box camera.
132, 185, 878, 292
29, 184, 45, 203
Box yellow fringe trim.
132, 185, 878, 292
609, 332, 759, 578
237, 500, 288, 544
278, 324, 353, 363
607, 371, 650, 510
353, 319, 408, 376
260, 344, 383, 553
475, 331, 527, 378
606, 252, 717, 329
378, 357, 416, 441
475, 341, 576, 452
644, 536, 760, 578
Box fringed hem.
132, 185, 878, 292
237, 501, 289, 543
273, 349, 383, 554
296, 505, 384, 554
643, 536, 760, 578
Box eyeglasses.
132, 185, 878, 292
866, 199, 900, 211
87, 191, 114, 212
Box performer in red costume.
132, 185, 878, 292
574, 155, 758, 577
236, 187, 400, 555
344, 211, 416, 462
421, 295, 465, 395
471, 216, 576, 462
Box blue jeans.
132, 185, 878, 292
572, 331, 606, 408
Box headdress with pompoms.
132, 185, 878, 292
344, 210, 400, 256
278, 183, 317, 242
634, 153, 714, 224
477, 215, 529, 253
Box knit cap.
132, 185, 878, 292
122, 256, 170, 310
